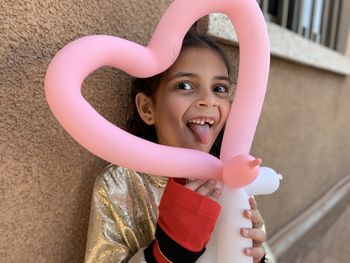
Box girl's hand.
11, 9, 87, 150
240, 197, 266, 263
184, 179, 222, 202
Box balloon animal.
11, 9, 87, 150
45, 0, 280, 262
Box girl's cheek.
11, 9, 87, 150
223, 102, 231, 118
219, 107, 230, 121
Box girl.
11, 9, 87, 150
85, 29, 267, 263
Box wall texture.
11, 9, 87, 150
252, 58, 350, 262
337, 0, 350, 54
1, 1, 350, 263
253, 57, 350, 235
0, 1, 172, 262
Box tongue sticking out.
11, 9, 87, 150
188, 123, 211, 144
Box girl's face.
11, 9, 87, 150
136, 47, 231, 153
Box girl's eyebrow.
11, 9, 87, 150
167, 72, 230, 82
167, 72, 197, 81
214, 76, 231, 82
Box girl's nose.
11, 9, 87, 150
196, 90, 219, 108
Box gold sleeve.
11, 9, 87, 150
84, 165, 167, 263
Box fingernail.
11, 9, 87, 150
246, 210, 252, 218
245, 248, 252, 256
242, 229, 249, 236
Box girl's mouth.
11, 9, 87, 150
187, 118, 215, 144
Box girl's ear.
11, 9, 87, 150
135, 93, 155, 125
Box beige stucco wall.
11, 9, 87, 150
1, 1, 350, 262
253, 57, 350, 235
337, 0, 350, 55
0, 1, 172, 262
304, 205, 350, 263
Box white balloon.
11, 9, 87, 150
245, 167, 281, 196
197, 167, 281, 262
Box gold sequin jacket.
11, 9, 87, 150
85, 164, 167, 262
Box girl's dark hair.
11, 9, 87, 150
127, 29, 231, 158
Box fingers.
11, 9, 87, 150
244, 247, 265, 263
185, 179, 216, 194
184, 179, 206, 191
249, 196, 258, 210
244, 209, 264, 229
243, 197, 266, 262
208, 187, 221, 201
184, 179, 222, 201
240, 228, 266, 245
244, 198, 264, 229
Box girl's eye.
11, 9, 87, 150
176, 82, 193, 90
213, 85, 228, 93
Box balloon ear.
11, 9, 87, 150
135, 92, 155, 125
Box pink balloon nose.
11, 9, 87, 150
222, 155, 261, 188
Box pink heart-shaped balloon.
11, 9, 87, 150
45, 0, 270, 186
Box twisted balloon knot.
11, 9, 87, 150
222, 154, 261, 188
